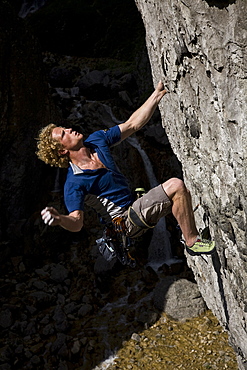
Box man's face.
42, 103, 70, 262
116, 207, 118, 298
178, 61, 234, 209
52, 127, 83, 152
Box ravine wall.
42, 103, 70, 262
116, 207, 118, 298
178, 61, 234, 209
134, 0, 247, 368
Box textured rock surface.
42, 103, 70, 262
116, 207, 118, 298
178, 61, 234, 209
153, 277, 206, 320
135, 0, 247, 368
0, 244, 237, 369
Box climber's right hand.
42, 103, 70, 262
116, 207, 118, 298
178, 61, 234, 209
41, 207, 61, 226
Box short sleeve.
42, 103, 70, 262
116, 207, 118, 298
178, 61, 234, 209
64, 181, 85, 213
102, 126, 121, 146
85, 126, 121, 148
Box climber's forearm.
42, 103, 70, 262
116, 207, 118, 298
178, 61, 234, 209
119, 81, 167, 140
41, 207, 84, 232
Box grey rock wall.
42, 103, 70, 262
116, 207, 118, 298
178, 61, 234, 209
135, 0, 247, 368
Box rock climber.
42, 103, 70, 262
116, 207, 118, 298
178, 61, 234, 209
36, 81, 215, 256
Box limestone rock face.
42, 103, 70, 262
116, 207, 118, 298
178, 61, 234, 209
135, 0, 247, 367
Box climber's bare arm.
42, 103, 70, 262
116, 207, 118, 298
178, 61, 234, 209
119, 81, 167, 140
41, 207, 83, 232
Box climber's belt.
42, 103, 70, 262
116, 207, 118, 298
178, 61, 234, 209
127, 206, 155, 230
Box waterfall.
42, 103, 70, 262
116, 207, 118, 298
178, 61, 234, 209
18, 0, 48, 18
94, 102, 176, 271
126, 137, 174, 270
126, 137, 158, 189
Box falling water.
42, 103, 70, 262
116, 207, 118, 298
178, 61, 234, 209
126, 137, 174, 270
18, 0, 48, 18
126, 137, 158, 189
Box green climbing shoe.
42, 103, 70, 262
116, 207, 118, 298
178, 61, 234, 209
186, 239, 216, 256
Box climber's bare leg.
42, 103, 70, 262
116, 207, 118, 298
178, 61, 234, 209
162, 178, 198, 247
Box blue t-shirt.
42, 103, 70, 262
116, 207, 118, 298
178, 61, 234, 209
64, 125, 133, 222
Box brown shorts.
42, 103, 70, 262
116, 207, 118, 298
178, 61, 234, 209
123, 184, 172, 238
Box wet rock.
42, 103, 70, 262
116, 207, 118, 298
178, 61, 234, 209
39, 314, 50, 325
64, 302, 77, 315
70, 288, 84, 302
32, 280, 47, 290
11, 256, 23, 272
0, 364, 11, 370
141, 267, 159, 286
53, 306, 66, 323
24, 320, 37, 336
57, 343, 69, 359
53, 306, 70, 333
24, 356, 40, 369
50, 264, 69, 283
11, 320, 27, 333
82, 294, 93, 304
34, 268, 50, 280
136, 306, 159, 328
57, 293, 66, 305
71, 340, 81, 355
131, 333, 141, 342
94, 255, 117, 276
0, 309, 13, 328
26, 305, 37, 315
78, 304, 93, 317
51, 333, 68, 354
58, 360, 69, 370
14, 344, 24, 354
27, 291, 56, 308
24, 350, 33, 359
0, 346, 13, 363
19, 262, 26, 273
42, 324, 55, 336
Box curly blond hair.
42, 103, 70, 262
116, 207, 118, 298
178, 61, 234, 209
36, 123, 69, 168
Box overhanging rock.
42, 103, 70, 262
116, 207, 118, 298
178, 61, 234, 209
135, 0, 247, 368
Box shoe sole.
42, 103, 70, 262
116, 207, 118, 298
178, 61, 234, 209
186, 245, 216, 256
